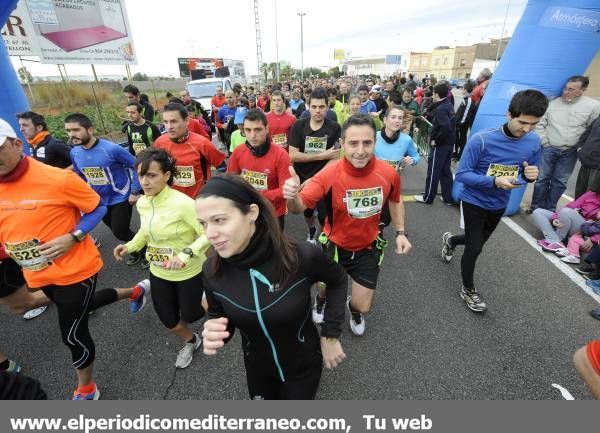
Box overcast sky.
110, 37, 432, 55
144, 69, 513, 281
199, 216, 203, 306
11, 0, 528, 78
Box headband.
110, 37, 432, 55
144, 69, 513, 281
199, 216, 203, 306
200, 175, 255, 206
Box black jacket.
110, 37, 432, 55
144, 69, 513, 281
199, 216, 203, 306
31, 134, 72, 168
578, 117, 600, 169
430, 98, 456, 147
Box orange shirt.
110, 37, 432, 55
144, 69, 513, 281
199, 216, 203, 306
0, 157, 103, 288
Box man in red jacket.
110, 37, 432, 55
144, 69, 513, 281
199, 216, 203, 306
227, 109, 291, 228
266, 90, 296, 151
155, 103, 225, 198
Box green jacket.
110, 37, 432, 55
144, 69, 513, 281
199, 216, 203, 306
126, 186, 210, 281
331, 100, 347, 126
229, 130, 246, 152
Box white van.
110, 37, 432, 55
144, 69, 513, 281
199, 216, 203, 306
186, 77, 233, 117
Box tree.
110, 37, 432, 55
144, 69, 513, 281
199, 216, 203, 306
280, 64, 294, 80
328, 66, 341, 78
132, 72, 149, 81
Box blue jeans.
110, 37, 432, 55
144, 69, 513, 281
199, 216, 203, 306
531, 146, 578, 212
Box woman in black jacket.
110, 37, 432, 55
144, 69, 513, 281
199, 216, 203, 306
197, 174, 347, 400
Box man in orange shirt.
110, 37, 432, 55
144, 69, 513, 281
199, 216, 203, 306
211, 85, 226, 137
154, 103, 226, 198
0, 118, 146, 400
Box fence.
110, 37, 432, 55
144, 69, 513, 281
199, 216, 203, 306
413, 116, 432, 158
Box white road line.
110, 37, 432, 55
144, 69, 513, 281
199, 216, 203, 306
551, 383, 575, 400
501, 216, 600, 305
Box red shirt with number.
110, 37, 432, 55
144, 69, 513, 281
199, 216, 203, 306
266, 111, 296, 151
299, 157, 401, 251
227, 143, 291, 216
154, 132, 225, 199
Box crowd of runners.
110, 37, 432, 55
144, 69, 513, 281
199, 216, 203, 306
1, 71, 600, 400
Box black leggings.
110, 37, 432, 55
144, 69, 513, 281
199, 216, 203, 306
245, 355, 322, 400
150, 273, 205, 329
449, 202, 504, 289
42, 274, 118, 370
102, 200, 134, 242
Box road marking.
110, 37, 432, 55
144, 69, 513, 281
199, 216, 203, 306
402, 195, 416, 202
551, 383, 575, 400
501, 216, 600, 304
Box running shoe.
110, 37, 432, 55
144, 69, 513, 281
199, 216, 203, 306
72, 384, 100, 400
129, 279, 150, 314
126, 251, 142, 266
460, 286, 487, 313
140, 258, 150, 270
347, 296, 365, 336
307, 226, 317, 245
414, 195, 427, 203
439, 196, 454, 206
586, 279, 600, 296
554, 248, 570, 257
175, 333, 201, 369
312, 294, 326, 324
441, 232, 455, 263
576, 262, 597, 276
540, 241, 565, 253
591, 308, 600, 321
560, 254, 580, 264
23, 306, 47, 320
4, 359, 22, 373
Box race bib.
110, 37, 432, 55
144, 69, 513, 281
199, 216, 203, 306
241, 169, 268, 191
132, 142, 147, 155
380, 159, 400, 170
345, 187, 384, 219
486, 163, 519, 177
272, 133, 287, 147
304, 136, 328, 154
4, 239, 50, 271
173, 166, 196, 187
81, 167, 109, 185
145, 246, 174, 266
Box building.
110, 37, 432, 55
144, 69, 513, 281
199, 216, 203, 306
344, 55, 404, 77
409, 52, 432, 79
430, 46, 455, 80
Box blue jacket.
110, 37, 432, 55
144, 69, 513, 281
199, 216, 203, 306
70, 138, 141, 206
217, 104, 237, 126
430, 98, 456, 147
359, 100, 377, 114
374, 131, 420, 168
456, 126, 541, 211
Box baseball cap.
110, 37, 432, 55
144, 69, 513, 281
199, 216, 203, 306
370, 85, 382, 93
0, 118, 18, 147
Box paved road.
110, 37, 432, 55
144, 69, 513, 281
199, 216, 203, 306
2, 151, 598, 400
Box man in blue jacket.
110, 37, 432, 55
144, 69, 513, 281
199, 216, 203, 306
65, 113, 146, 268
415, 82, 456, 204
440, 90, 548, 313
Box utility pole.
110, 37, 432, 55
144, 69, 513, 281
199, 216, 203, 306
297, 12, 306, 80
254, 0, 263, 81
494, 0, 511, 71
274, 0, 280, 82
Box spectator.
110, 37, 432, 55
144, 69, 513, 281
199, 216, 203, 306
471, 68, 492, 105
454, 80, 477, 160
575, 117, 600, 198
530, 76, 600, 212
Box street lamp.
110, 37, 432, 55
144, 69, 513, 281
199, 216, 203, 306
298, 12, 306, 80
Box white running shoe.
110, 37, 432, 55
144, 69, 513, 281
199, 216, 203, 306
175, 333, 201, 369
560, 254, 580, 264
414, 195, 426, 203
347, 296, 365, 336
312, 294, 326, 324
23, 306, 47, 320
554, 248, 570, 257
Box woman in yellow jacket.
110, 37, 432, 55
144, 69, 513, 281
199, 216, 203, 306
114, 148, 210, 369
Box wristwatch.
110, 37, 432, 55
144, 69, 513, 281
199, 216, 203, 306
70, 229, 86, 242
395, 230, 408, 238
182, 248, 194, 257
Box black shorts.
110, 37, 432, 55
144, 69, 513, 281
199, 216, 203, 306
0, 258, 26, 298
324, 243, 381, 290
150, 272, 205, 329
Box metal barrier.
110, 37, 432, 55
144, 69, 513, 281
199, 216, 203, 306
413, 116, 432, 158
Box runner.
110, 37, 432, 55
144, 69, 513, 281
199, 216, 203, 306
124, 102, 161, 156
154, 103, 225, 199
216, 91, 238, 147
198, 175, 347, 399
288, 87, 341, 244
66, 113, 146, 268
114, 148, 210, 369
266, 90, 296, 151
0, 118, 147, 400
440, 90, 549, 312
375, 106, 421, 231
16, 111, 71, 169
574, 341, 600, 398
227, 109, 291, 229
123, 84, 155, 121
283, 114, 412, 336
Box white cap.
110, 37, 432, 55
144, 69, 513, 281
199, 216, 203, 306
370, 85, 382, 93
0, 118, 17, 147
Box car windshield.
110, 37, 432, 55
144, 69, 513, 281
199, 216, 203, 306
187, 82, 219, 99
